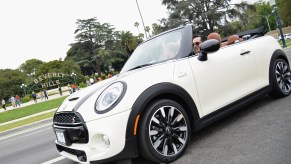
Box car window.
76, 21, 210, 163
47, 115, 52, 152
121, 31, 181, 73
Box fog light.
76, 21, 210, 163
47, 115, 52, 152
102, 135, 110, 147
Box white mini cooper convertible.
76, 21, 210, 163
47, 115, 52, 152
53, 25, 290, 164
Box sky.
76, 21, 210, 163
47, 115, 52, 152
0, 0, 261, 70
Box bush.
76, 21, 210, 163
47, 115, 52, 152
21, 95, 31, 103
78, 82, 87, 88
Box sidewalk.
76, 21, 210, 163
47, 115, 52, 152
0, 91, 70, 113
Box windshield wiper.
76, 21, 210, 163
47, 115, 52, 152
127, 63, 153, 72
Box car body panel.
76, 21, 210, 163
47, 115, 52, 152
189, 40, 258, 115
57, 109, 131, 162
172, 58, 203, 117
249, 36, 282, 88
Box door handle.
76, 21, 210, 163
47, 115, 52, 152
240, 50, 250, 55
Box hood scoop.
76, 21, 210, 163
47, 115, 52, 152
69, 97, 79, 101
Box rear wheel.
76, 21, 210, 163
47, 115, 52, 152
270, 58, 291, 97
138, 99, 191, 163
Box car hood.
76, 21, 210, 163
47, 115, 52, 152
56, 61, 175, 123
56, 71, 137, 113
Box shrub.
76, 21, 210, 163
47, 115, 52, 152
78, 82, 87, 88
21, 95, 31, 103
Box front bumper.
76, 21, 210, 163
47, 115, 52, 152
53, 110, 138, 163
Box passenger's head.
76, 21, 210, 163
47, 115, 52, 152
207, 32, 221, 44
193, 35, 203, 54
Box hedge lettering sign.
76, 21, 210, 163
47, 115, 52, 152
33, 73, 65, 88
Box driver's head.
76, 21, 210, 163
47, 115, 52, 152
193, 35, 202, 54
163, 42, 179, 59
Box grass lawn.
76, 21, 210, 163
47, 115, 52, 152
279, 39, 291, 47
0, 96, 67, 124
0, 111, 55, 132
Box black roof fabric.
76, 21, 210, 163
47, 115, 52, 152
222, 27, 267, 42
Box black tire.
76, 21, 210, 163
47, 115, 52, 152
269, 58, 291, 98
138, 99, 191, 163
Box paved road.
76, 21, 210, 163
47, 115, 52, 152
0, 49, 290, 164
0, 123, 56, 164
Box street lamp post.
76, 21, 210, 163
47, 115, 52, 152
20, 84, 27, 96
135, 0, 148, 39
270, 0, 286, 47
71, 72, 77, 84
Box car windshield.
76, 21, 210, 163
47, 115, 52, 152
120, 31, 182, 73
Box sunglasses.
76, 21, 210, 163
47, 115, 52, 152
194, 42, 201, 46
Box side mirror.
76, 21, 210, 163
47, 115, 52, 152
198, 39, 220, 61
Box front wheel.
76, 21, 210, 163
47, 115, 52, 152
270, 58, 291, 97
138, 99, 191, 163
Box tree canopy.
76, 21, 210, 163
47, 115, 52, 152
66, 17, 143, 76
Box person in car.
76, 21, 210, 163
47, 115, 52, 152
193, 35, 203, 54
162, 42, 180, 59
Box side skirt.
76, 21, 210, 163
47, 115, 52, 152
193, 86, 271, 132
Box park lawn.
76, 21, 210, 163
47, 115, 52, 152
0, 96, 67, 124
0, 111, 55, 132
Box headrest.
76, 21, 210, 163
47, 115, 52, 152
207, 32, 221, 44
227, 35, 240, 45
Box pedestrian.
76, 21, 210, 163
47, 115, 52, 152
86, 80, 91, 86
32, 92, 37, 103
72, 84, 76, 93
39, 91, 44, 101
2, 99, 6, 111
15, 94, 21, 107
58, 85, 62, 96
89, 78, 94, 85
67, 84, 71, 94
44, 89, 49, 100
107, 74, 112, 79
10, 95, 16, 108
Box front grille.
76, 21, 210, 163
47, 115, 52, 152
54, 112, 82, 125
53, 112, 89, 144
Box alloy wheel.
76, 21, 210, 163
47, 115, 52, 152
148, 105, 188, 157
275, 61, 291, 93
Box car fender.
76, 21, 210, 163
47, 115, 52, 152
125, 82, 200, 139
269, 49, 289, 87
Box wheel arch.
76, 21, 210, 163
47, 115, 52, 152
125, 82, 200, 139
269, 49, 289, 87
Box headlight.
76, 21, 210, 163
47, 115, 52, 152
95, 82, 126, 114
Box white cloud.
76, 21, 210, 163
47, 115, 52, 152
0, 0, 168, 69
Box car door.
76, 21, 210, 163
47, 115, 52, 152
188, 43, 258, 116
